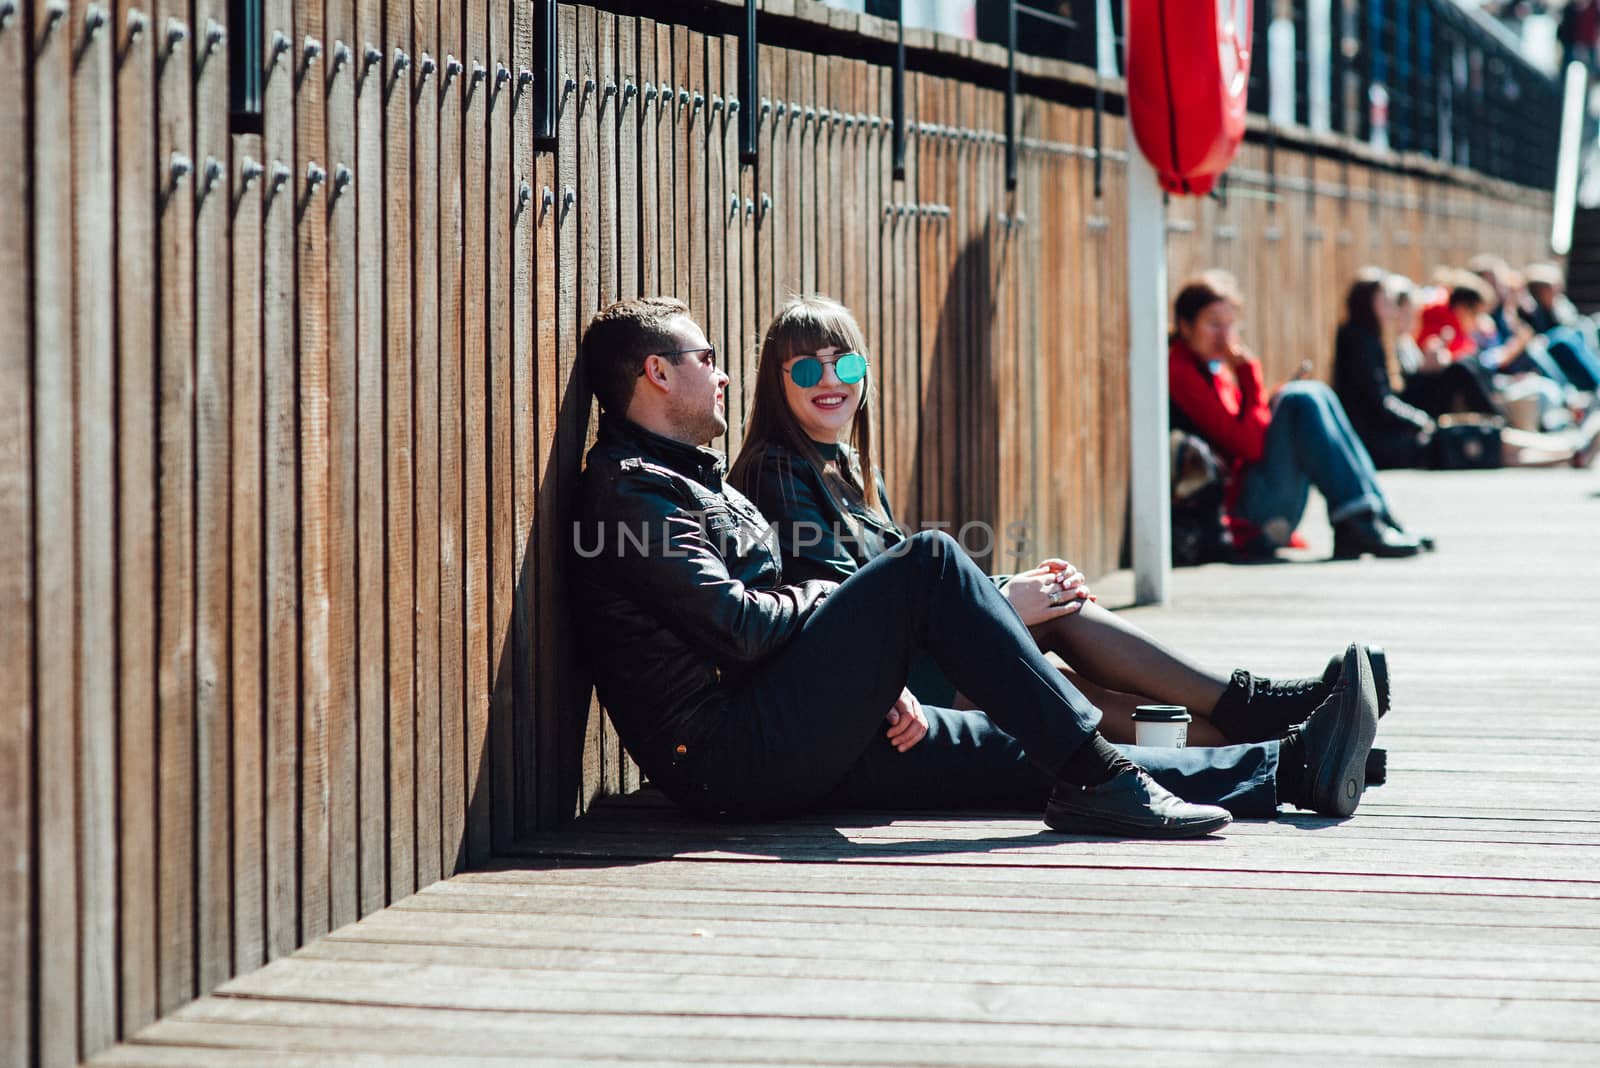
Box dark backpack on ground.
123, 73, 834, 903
1170, 431, 1233, 566
1430, 420, 1503, 469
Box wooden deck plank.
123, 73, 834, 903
88, 432, 1600, 1063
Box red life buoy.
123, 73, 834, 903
1125, 0, 1253, 196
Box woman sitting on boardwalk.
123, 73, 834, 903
728, 295, 1387, 793
1333, 270, 1599, 469
1166, 270, 1425, 559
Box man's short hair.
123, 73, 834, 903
581, 297, 692, 415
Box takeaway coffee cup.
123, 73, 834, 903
1131, 705, 1191, 748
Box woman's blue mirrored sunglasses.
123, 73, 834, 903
786, 351, 868, 388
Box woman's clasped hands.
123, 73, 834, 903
1003, 558, 1092, 627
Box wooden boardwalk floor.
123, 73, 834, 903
93, 468, 1600, 1066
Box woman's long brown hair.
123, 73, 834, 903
729, 294, 885, 519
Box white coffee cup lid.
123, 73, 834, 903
1131, 704, 1191, 723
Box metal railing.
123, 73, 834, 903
961, 0, 1560, 189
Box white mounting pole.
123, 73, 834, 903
1551, 61, 1587, 257
1126, 147, 1170, 606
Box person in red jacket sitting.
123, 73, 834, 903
1167, 270, 1426, 559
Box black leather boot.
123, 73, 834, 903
1332, 512, 1423, 559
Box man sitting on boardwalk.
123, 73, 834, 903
571, 298, 1382, 838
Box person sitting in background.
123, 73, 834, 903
1523, 262, 1600, 393
1412, 275, 1515, 418
1335, 271, 1599, 469
1167, 270, 1425, 559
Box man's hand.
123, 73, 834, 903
1003, 559, 1091, 627
885, 688, 929, 752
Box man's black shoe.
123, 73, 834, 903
1365, 746, 1387, 787
1321, 644, 1390, 716
1292, 643, 1379, 817
1045, 768, 1232, 839
1332, 513, 1423, 559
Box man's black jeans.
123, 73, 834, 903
671, 531, 1277, 818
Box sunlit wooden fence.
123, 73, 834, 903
0, 0, 1552, 1063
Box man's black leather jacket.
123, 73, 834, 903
573, 415, 836, 780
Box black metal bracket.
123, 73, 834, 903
739, 0, 757, 164
535, 0, 557, 148
892, 6, 906, 180
1005, 0, 1017, 191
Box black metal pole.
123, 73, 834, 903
1005, 0, 1017, 190
893, 2, 906, 179
536, 0, 558, 147
740, 0, 758, 163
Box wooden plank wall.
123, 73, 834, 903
0, 1, 1556, 1063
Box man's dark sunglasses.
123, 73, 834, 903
638, 345, 717, 375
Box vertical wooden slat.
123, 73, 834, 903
71, 0, 118, 1050
652, 22, 670, 299
688, 29, 706, 325
324, 0, 363, 934
295, 0, 334, 948
705, 35, 727, 450
437, 0, 467, 874
553, 1, 580, 818
154, 0, 197, 1019
796, 53, 813, 296
344, 0, 382, 923
510, 0, 538, 831
575, 6, 602, 809
722, 33, 743, 453
457, 0, 486, 856
597, 11, 617, 309
757, 44, 778, 328
672, 24, 689, 303
32, 0, 79, 1041
412, 0, 444, 889
487, 0, 516, 851
384, 0, 417, 900
637, 18, 655, 299
533, 3, 565, 829
618, 17, 638, 300
0, 0, 30, 1059
228, 127, 266, 980
783, 50, 802, 304
617, 15, 643, 794
461, 0, 491, 862
192, 0, 233, 997
736, 33, 756, 470
262, 0, 302, 962
113, 0, 160, 1033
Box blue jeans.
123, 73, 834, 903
1238, 382, 1388, 547
1544, 326, 1600, 393
669, 531, 1279, 818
